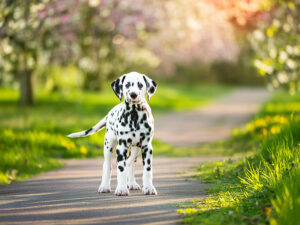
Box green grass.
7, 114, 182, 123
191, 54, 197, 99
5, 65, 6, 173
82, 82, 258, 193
178, 91, 300, 225
0, 83, 231, 184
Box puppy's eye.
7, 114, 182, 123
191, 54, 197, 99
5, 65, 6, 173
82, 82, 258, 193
125, 82, 130, 89
138, 82, 143, 90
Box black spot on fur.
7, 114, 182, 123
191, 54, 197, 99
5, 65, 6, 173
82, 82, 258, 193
152, 80, 157, 87
129, 104, 139, 129
149, 86, 155, 94
133, 133, 135, 137
137, 82, 143, 90
119, 139, 127, 147
117, 154, 123, 162
85, 128, 93, 135
111, 78, 123, 100
142, 152, 146, 165
140, 113, 147, 123
127, 138, 132, 143
144, 122, 152, 132
126, 102, 130, 110
118, 166, 124, 172
150, 150, 153, 155
120, 131, 123, 135
121, 75, 126, 83
147, 167, 151, 171
147, 159, 151, 165
125, 82, 131, 89
143, 76, 149, 87
140, 135, 146, 143
110, 148, 113, 152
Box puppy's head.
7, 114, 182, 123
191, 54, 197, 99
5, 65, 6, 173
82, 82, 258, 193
111, 72, 157, 103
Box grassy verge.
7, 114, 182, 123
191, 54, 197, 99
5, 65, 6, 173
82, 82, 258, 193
178, 91, 300, 225
0, 83, 231, 184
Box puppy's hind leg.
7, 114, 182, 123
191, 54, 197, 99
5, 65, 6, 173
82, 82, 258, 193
142, 143, 157, 195
98, 132, 116, 193
127, 147, 141, 190
115, 144, 130, 196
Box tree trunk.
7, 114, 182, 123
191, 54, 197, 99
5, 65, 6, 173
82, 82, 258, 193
20, 70, 34, 105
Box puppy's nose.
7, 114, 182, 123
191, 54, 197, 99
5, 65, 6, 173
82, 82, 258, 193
130, 92, 137, 99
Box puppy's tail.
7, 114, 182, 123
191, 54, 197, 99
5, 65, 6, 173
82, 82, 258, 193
67, 116, 107, 138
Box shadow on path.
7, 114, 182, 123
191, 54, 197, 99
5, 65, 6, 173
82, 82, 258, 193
0, 157, 224, 225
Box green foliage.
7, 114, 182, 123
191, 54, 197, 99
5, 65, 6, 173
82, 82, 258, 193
0, 83, 230, 184
178, 91, 300, 225
171, 49, 264, 86
250, 0, 300, 93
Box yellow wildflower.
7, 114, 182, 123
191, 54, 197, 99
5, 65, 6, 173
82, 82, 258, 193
80, 146, 88, 155
177, 209, 184, 214
279, 117, 287, 124
61, 139, 75, 150
262, 129, 268, 136
185, 208, 197, 214
265, 207, 272, 216
255, 119, 267, 127
270, 126, 280, 134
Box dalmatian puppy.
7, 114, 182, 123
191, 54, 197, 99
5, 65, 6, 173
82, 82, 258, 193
68, 72, 158, 196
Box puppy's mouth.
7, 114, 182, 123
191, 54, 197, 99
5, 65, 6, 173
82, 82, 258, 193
130, 99, 141, 104
126, 97, 141, 104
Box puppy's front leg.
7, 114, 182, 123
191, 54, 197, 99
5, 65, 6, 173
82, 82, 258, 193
98, 134, 116, 193
115, 145, 129, 196
127, 147, 141, 190
98, 147, 112, 193
142, 143, 157, 195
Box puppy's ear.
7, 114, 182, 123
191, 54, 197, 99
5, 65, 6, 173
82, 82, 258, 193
111, 75, 126, 100
143, 75, 157, 101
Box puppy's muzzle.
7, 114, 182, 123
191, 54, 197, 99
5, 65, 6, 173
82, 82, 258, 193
130, 92, 137, 99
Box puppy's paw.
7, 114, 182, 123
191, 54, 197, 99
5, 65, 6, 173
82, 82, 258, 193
127, 182, 141, 190
115, 186, 129, 196
142, 185, 157, 195
98, 185, 111, 193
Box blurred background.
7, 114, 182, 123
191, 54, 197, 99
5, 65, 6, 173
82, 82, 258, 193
1, 0, 299, 103
0, 0, 299, 183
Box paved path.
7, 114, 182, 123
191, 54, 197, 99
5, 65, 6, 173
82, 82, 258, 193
155, 88, 271, 146
0, 157, 224, 225
0, 88, 272, 225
